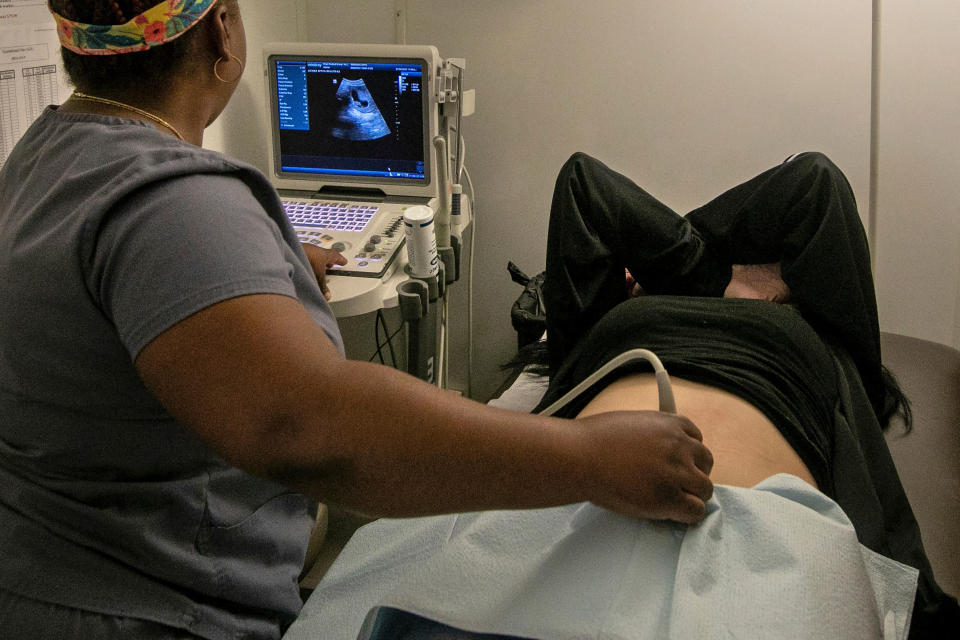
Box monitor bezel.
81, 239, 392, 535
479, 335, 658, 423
264, 42, 440, 200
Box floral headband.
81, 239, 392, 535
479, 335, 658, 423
50, 0, 217, 55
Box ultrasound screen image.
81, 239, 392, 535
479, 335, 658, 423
274, 57, 426, 182
332, 78, 390, 141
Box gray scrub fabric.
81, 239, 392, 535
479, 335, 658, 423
0, 588, 204, 640
0, 107, 343, 639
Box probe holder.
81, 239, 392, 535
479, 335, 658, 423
396, 264, 445, 384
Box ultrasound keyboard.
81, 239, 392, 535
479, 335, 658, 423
282, 199, 405, 278
284, 200, 379, 231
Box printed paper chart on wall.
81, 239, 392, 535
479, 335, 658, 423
1, 1, 73, 165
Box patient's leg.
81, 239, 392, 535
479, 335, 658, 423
685, 152, 883, 414
543, 152, 730, 372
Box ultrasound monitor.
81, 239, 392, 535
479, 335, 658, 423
264, 43, 441, 201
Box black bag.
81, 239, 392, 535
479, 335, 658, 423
508, 261, 546, 349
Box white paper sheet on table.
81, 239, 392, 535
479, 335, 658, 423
284, 474, 918, 640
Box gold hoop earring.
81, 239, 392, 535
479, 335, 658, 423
214, 54, 243, 84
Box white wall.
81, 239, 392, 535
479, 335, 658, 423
205, 0, 308, 169
873, 0, 960, 348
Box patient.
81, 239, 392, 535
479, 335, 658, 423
531, 151, 953, 638
288, 152, 958, 640
549, 170, 826, 492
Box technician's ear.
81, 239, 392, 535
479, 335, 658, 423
208, 2, 246, 64
203, 2, 246, 87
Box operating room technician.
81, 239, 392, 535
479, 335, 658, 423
0, 2, 714, 638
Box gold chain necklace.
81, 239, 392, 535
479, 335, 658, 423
71, 91, 184, 141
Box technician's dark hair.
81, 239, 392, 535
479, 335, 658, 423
49, 0, 237, 94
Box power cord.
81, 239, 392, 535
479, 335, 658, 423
368, 309, 405, 367
461, 165, 476, 398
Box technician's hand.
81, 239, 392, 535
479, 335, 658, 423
301, 244, 348, 300
576, 411, 714, 524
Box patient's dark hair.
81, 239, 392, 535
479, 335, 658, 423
50, 0, 236, 94
880, 365, 913, 433
502, 340, 549, 376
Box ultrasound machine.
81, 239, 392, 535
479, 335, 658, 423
264, 42, 445, 281
263, 42, 473, 385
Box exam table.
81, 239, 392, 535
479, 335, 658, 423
289, 331, 958, 638
478, 331, 960, 596
485, 330, 960, 597
879, 332, 960, 597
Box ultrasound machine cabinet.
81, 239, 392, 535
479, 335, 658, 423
264, 43, 442, 278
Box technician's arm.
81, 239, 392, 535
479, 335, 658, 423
135, 294, 713, 523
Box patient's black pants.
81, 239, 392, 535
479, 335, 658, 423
543, 151, 884, 415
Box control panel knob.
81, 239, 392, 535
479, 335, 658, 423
332, 241, 346, 252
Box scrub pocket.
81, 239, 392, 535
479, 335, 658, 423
196, 469, 314, 609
